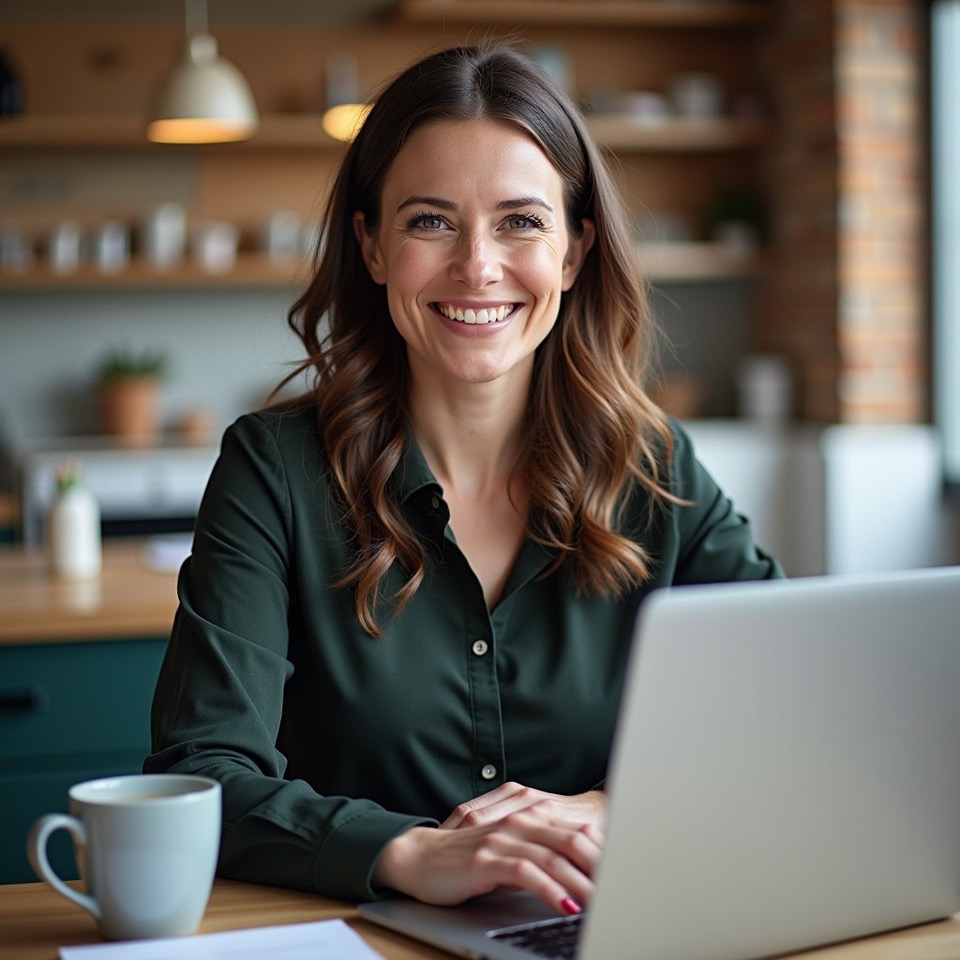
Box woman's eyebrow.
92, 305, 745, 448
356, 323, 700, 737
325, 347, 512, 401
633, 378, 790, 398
496, 196, 554, 212
395, 195, 554, 213
397, 195, 455, 212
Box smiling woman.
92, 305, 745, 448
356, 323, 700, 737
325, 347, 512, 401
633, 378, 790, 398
144, 42, 782, 917
353, 118, 594, 393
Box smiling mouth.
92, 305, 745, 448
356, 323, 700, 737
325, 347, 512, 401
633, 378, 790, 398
434, 303, 518, 325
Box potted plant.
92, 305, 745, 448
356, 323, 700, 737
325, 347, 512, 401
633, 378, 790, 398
701, 187, 767, 254
95, 346, 169, 447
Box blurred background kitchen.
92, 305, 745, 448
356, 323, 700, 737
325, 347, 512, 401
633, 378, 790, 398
1, 0, 959, 573
4, 0, 960, 887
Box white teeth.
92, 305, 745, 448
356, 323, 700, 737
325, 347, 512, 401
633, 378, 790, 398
439, 304, 512, 324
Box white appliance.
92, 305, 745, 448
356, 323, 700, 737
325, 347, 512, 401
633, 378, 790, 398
683, 420, 960, 576
19, 441, 219, 548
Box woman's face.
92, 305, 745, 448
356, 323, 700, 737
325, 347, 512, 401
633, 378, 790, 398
355, 118, 594, 391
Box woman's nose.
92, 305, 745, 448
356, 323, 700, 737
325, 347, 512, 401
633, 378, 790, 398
448, 231, 502, 287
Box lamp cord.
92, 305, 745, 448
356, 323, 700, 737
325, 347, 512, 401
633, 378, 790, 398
184, 0, 208, 38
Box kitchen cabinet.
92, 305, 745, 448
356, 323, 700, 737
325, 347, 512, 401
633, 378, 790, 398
0, 1, 774, 290
0, 637, 167, 884
0, 541, 179, 883
683, 420, 960, 578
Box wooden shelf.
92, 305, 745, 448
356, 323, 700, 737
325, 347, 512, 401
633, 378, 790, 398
0, 254, 311, 291
395, 0, 774, 27
0, 112, 767, 153
588, 115, 769, 151
636, 241, 764, 281
0, 114, 346, 150
0, 245, 762, 290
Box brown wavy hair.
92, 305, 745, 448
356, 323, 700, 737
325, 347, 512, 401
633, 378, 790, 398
283, 43, 676, 637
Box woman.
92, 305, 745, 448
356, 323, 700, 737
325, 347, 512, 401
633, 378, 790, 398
145, 44, 782, 916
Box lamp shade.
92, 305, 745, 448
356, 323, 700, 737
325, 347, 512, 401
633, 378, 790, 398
147, 33, 258, 143
321, 102, 371, 142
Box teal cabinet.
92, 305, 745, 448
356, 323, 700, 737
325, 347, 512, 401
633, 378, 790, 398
0, 638, 166, 884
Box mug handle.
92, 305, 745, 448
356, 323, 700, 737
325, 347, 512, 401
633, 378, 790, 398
27, 814, 100, 920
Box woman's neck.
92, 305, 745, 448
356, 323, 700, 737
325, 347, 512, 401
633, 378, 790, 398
408, 367, 532, 608
407, 369, 530, 500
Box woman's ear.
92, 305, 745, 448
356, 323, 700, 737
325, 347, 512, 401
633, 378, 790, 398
353, 212, 387, 285
561, 218, 596, 291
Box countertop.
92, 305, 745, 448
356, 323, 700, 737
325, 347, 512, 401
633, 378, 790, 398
0, 539, 180, 646
2, 877, 959, 960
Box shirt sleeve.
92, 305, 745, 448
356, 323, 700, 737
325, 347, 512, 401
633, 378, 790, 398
143, 414, 435, 901
661, 421, 786, 584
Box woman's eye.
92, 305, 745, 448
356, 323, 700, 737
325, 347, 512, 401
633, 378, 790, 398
506, 214, 546, 230
409, 213, 445, 230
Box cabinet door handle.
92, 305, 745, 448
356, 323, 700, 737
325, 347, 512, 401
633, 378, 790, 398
0, 687, 47, 712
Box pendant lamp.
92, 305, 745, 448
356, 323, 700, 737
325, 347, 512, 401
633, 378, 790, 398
147, 0, 258, 144
321, 53, 370, 143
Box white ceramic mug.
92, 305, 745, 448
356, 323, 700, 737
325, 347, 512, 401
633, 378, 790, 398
670, 72, 724, 119
737, 353, 793, 426
191, 220, 239, 273
90, 221, 130, 274
48, 221, 82, 274
27, 774, 221, 941
142, 202, 187, 269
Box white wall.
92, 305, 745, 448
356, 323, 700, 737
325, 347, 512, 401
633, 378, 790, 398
0, 287, 303, 452
0, 282, 748, 451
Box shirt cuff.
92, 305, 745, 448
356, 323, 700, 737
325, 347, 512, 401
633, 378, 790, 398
314, 808, 437, 900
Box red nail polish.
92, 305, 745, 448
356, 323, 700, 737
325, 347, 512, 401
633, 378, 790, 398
560, 896, 582, 915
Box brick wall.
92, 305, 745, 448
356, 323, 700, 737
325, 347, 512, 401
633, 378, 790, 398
761, 0, 925, 423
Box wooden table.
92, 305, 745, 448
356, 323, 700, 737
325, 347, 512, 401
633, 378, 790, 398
4, 544, 960, 959
2, 878, 960, 960
0, 540, 179, 645
0, 879, 449, 960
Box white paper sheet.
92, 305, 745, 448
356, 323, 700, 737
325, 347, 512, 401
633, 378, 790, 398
140, 533, 193, 572
59, 919, 386, 960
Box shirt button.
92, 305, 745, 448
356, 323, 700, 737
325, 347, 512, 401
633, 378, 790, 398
472, 639, 489, 656
431, 495, 441, 511
481, 764, 497, 780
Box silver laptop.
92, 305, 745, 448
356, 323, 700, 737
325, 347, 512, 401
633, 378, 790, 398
359, 566, 960, 960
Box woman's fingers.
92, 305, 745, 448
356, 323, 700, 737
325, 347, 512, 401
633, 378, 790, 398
440, 781, 533, 829
467, 823, 596, 909
372, 813, 601, 914
441, 782, 607, 832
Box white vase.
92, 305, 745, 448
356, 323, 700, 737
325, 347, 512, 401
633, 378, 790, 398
49, 481, 102, 580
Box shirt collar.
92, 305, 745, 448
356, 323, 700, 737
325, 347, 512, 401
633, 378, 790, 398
392, 423, 442, 505
390, 422, 557, 591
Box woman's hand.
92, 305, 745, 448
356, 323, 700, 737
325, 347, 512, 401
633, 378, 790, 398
440, 782, 607, 832
372, 810, 602, 914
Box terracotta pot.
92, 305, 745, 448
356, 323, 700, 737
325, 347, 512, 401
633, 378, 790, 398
649, 373, 704, 420
98, 376, 161, 446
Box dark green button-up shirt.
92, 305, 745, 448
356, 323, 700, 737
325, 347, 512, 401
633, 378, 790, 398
145, 405, 782, 901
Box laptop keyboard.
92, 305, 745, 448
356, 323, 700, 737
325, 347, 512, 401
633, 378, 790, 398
488, 913, 584, 959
